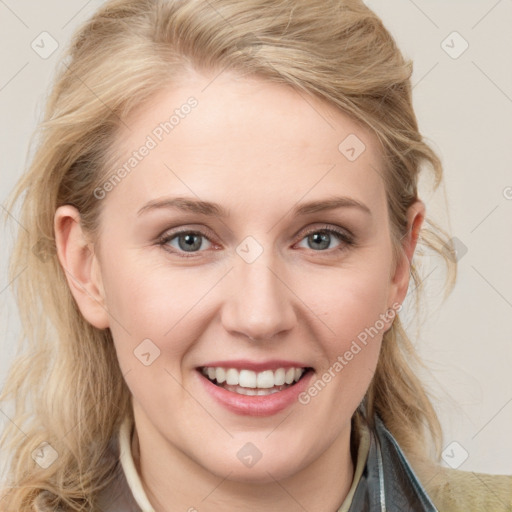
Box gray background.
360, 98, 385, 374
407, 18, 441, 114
1, 1, 511, 475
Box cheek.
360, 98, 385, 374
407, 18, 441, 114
101, 257, 205, 409
100, 251, 207, 361
102, 247, 195, 319
301, 248, 394, 388
297, 267, 391, 420
312, 260, 393, 342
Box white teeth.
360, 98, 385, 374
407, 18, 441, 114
214, 367, 226, 383
274, 368, 285, 385
221, 384, 284, 396
256, 370, 275, 388
239, 369, 257, 388
201, 366, 306, 389
225, 368, 238, 385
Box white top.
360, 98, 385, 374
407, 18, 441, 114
118, 416, 156, 512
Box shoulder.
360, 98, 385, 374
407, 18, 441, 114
423, 466, 512, 512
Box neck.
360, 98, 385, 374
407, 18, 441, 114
131, 416, 356, 512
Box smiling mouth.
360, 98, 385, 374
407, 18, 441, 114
198, 366, 314, 396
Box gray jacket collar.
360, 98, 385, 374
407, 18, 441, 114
348, 414, 438, 511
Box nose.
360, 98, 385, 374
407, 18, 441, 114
220, 254, 297, 342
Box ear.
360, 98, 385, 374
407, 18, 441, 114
388, 199, 425, 307
54, 205, 110, 329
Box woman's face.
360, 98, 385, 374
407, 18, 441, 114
57, 70, 421, 484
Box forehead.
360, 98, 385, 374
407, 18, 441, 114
105, 70, 387, 215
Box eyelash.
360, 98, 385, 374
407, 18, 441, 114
157, 225, 355, 259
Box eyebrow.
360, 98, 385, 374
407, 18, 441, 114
137, 196, 372, 218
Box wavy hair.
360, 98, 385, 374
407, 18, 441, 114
0, 0, 456, 509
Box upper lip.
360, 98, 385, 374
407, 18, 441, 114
198, 359, 312, 372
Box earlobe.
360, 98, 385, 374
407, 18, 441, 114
54, 205, 110, 329
389, 199, 426, 306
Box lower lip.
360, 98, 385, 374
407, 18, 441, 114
196, 369, 315, 416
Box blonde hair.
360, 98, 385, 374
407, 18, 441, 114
0, 0, 456, 509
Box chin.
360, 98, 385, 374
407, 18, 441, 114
198, 451, 305, 484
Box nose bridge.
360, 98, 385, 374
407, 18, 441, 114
222, 243, 295, 340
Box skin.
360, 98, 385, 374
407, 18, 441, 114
55, 70, 424, 512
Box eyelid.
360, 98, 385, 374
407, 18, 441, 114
298, 223, 354, 241
157, 225, 217, 243
157, 222, 355, 257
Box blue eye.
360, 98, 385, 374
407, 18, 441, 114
160, 230, 213, 256
297, 227, 354, 252
158, 225, 355, 258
